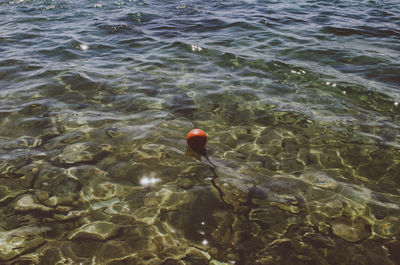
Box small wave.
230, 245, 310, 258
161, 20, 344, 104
98, 23, 142, 35
323, 25, 400, 38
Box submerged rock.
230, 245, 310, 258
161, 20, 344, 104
60, 142, 111, 164
14, 194, 54, 212
330, 217, 371, 242
33, 164, 82, 206
69, 221, 120, 241
301, 171, 339, 191
0, 226, 47, 261
52, 210, 87, 221
301, 232, 335, 248
0, 152, 30, 178
0, 185, 25, 205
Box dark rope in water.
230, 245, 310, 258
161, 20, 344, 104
201, 152, 231, 208
202, 152, 241, 262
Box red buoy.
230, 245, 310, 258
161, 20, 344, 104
187, 129, 207, 151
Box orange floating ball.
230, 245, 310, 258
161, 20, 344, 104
187, 129, 207, 151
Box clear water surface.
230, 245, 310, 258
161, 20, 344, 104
0, 0, 400, 264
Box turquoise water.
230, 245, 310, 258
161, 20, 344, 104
1, 0, 400, 264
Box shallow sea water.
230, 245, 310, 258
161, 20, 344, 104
1, 0, 400, 264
